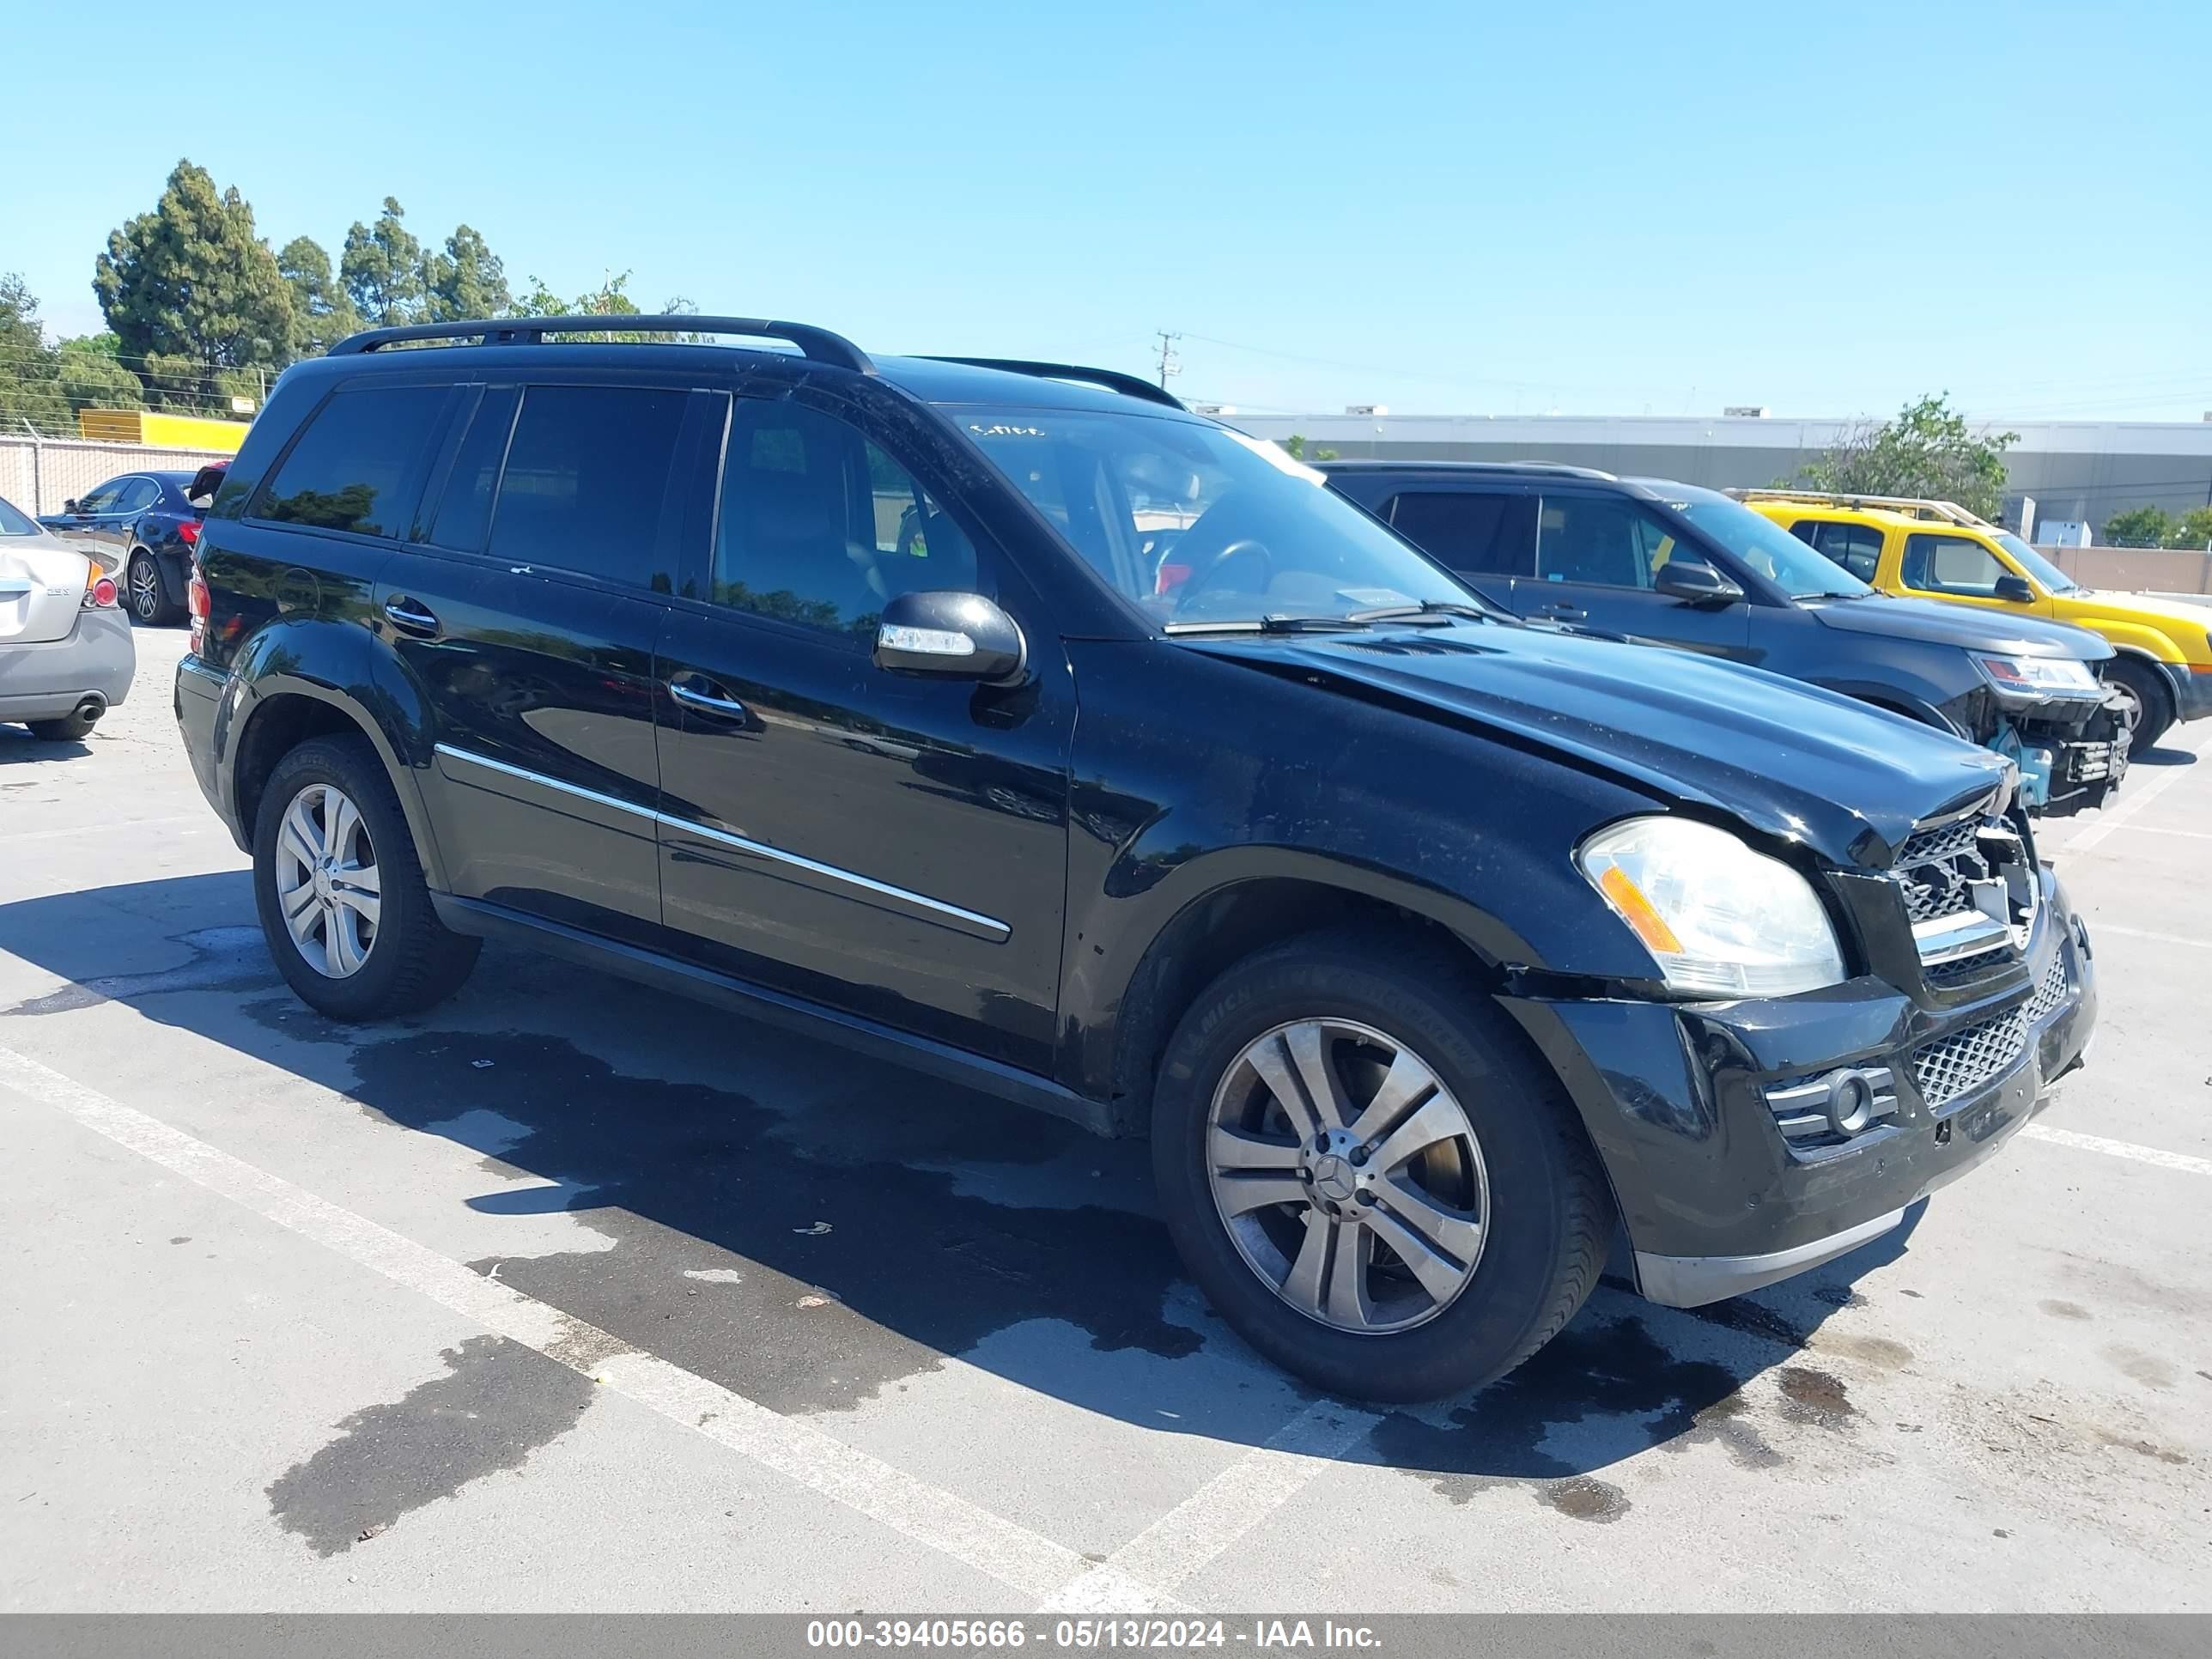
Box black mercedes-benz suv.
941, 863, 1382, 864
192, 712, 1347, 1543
175, 317, 2096, 1401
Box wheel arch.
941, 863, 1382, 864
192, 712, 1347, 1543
1090, 863, 1520, 1138
223, 629, 449, 891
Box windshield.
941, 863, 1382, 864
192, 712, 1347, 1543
1666, 491, 1875, 599
955, 408, 1475, 626
1994, 530, 2080, 594
0, 495, 38, 537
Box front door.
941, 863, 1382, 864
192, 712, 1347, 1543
49, 476, 155, 568
379, 378, 708, 946
653, 390, 1072, 1072
1509, 490, 1753, 659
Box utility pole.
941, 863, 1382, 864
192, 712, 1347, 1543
1154, 330, 1182, 391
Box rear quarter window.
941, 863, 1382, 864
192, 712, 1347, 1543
255, 383, 452, 538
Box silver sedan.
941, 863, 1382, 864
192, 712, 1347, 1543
1, 492, 137, 742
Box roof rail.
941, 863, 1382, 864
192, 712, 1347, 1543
326, 316, 875, 374
918, 356, 1187, 410
1726, 487, 1995, 528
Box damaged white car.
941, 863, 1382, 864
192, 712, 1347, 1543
1, 492, 135, 743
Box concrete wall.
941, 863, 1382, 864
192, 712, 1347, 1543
2045, 544, 2212, 594
1231, 412, 2212, 533
0, 435, 234, 519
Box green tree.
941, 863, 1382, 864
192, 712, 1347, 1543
1279, 433, 1340, 462
0, 274, 70, 434
425, 224, 512, 321
1796, 393, 2016, 520
92, 160, 293, 410
2163, 506, 2212, 550
54, 333, 144, 415
2103, 505, 2176, 548
340, 198, 427, 327
278, 236, 362, 356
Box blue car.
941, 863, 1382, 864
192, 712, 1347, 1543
40, 463, 223, 627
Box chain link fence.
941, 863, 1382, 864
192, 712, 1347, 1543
0, 432, 234, 517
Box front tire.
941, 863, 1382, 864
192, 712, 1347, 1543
2104, 658, 2173, 751
127, 550, 183, 626
1152, 931, 1611, 1402
252, 736, 479, 1019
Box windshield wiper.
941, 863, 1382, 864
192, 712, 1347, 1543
1344, 599, 1504, 625
1164, 613, 1376, 635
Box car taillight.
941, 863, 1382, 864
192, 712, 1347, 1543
188, 562, 210, 654
88, 575, 119, 608
178, 520, 201, 545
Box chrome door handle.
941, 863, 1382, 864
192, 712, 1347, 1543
669, 678, 750, 721
383, 596, 440, 635
1535, 601, 1586, 620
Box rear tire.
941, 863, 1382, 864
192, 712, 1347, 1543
2104, 658, 2173, 751
127, 550, 183, 626
1152, 930, 1611, 1402
252, 735, 479, 1020
28, 708, 99, 742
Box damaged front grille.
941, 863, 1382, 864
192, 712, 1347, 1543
1890, 793, 2037, 969
1911, 1006, 2029, 1110
2023, 946, 2071, 1025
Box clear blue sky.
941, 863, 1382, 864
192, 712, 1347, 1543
4, 1, 2206, 420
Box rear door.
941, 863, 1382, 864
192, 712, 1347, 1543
653, 387, 1073, 1072
1378, 486, 1537, 609
1785, 516, 1887, 585
46, 477, 150, 569
380, 376, 714, 947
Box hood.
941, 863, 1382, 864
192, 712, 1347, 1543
1806, 593, 2112, 661
1188, 623, 2010, 869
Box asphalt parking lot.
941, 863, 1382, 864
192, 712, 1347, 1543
3, 624, 2208, 1613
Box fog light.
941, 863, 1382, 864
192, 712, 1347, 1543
1765, 1066, 1899, 1146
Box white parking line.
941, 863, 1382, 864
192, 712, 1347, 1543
2092, 923, 2210, 951
1, 814, 210, 845
2109, 823, 2212, 842
2022, 1123, 2212, 1177
1041, 1398, 1380, 1612
0, 1040, 1176, 1609
2059, 732, 2210, 856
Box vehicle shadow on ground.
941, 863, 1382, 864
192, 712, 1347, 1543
2130, 740, 2196, 767
0, 729, 93, 763
0, 871, 1923, 1492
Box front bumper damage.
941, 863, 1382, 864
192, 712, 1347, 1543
1999, 690, 2130, 816
1502, 865, 2094, 1306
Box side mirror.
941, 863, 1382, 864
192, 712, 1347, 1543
1653, 560, 1746, 606
61, 499, 80, 514
873, 591, 1026, 684
1994, 573, 2036, 603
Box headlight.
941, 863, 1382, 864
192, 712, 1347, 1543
1578, 817, 1846, 999
1975, 653, 2100, 700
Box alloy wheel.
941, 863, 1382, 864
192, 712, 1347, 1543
1206, 1018, 1488, 1334
2106, 677, 2143, 737
272, 782, 381, 978
130, 557, 161, 621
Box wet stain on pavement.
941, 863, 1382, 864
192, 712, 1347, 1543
296, 1021, 1199, 1417
2101, 1345, 2178, 1390
1372, 1312, 1783, 1520
1776, 1365, 1856, 1428
3, 925, 276, 1015
2039, 1299, 2093, 1322
265, 1335, 592, 1556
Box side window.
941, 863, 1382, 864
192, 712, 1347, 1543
711, 398, 977, 640
487, 385, 690, 588
1534, 496, 1680, 589
258, 384, 451, 537
1901, 532, 2006, 596
74, 480, 126, 514
115, 478, 161, 513
1793, 520, 1883, 581
1387, 491, 1536, 575
427, 386, 520, 552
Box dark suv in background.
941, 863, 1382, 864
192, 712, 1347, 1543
175, 318, 2095, 1401
1322, 463, 2130, 816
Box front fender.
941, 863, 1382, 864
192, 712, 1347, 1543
218, 619, 451, 890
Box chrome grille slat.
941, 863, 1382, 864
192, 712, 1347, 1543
2023, 948, 2070, 1025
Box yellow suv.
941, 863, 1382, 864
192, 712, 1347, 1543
1735, 490, 2212, 749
